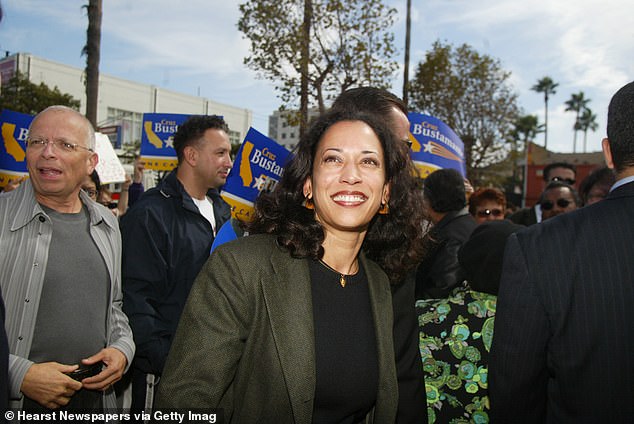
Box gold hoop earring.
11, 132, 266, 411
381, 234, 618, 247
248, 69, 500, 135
378, 202, 389, 215
303, 197, 314, 210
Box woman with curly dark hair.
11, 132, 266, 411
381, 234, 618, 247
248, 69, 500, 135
156, 108, 427, 422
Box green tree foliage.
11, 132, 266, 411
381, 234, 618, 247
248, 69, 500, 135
575, 107, 598, 153
531, 76, 558, 149
0, 71, 80, 115
408, 40, 520, 183
511, 114, 544, 147
564, 91, 590, 153
238, 0, 398, 114
508, 114, 543, 187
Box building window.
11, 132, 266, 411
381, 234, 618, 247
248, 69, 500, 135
106, 107, 143, 146
228, 130, 241, 146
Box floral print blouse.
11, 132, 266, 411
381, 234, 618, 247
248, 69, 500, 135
416, 284, 497, 424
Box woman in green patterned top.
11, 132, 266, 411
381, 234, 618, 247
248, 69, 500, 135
416, 220, 522, 423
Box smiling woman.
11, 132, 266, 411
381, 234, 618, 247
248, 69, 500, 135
155, 108, 428, 422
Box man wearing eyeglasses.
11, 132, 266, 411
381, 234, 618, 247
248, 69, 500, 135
0, 106, 135, 411
490, 81, 634, 422
509, 161, 577, 226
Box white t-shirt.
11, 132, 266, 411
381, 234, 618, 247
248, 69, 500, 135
192, 196, 217, 236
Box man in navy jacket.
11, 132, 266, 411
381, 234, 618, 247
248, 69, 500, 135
121, 115, 231, 413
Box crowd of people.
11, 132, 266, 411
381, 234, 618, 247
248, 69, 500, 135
1, 80, 633, 424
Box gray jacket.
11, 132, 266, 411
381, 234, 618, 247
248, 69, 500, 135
0, 180, 135, 409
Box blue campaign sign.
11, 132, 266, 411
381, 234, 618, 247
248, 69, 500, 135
221, 127, 291, 222
140, 113, 191, 171
0, 109, 33, 187
407, 112, 466, 178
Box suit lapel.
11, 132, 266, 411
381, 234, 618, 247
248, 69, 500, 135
261, 248, 315, 422
362, 254, 398, 421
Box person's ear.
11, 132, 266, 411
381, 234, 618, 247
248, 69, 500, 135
302, 177, 313, 199
382, 183, 391, 205
183, 145, 198, 167
88, 152, 99, 174
602, 138, 614, 169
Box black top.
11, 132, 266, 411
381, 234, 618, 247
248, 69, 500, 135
309, 259, 378, 423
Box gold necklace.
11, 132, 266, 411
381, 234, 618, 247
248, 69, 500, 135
318, 259, 356, 288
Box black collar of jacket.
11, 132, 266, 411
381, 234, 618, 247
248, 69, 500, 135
608, 179, 634, 200
158, 168, 224, 214
435, 207, 471, 230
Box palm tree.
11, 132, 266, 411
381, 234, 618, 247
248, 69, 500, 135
512, 114, 544, 147
83, 0, 102, 128
576, 107, 599, 153
565, 91, 590, 153
531, 77, 558, 150
510, 114, 544, 191
402, 0, 412, 107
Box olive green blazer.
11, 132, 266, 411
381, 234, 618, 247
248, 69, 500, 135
155, 233, 398, 423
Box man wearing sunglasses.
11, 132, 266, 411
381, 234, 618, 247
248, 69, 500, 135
490, 81, 634, 422
537, 180, 579, 221
509, 161, 577, 226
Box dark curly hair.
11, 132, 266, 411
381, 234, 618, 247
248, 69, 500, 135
248, 108, 426, 283
173, 115, 229, 163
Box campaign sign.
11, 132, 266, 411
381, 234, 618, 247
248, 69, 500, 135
0, 109, 33, 187
95, 132, 126, 184
408, 112, 466, 178
221, 127, 291, 222
140, 113, 191, 171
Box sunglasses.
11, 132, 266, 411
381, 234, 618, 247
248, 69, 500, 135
550, 176, 576, 185
101, 202, 118, 209
541, 198, 572, 210
476, 208, 503, 218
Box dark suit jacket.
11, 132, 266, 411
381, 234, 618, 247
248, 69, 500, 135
490, 181, 634, 423
156, 234, 398, 423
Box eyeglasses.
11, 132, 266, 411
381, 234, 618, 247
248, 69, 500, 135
83, 188, 98, 199
476, 208, 503, 218
541, 198, 572, 210
550, 176, 575, 185
26, 137, 93, 153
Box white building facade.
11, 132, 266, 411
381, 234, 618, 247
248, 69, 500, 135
268, 108, 320, 151
0, 53, 253, 147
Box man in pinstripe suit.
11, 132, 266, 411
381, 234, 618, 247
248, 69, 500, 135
490, 81, 634, 423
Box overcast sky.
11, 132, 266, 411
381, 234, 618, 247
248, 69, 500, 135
1, 0, 632, 154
